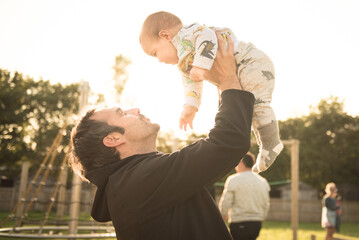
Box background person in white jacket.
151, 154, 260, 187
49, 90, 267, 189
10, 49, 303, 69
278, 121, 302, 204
219, 153, 270, 240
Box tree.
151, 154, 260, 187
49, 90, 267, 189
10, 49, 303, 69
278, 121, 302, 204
261, 96, 359, 192
113, 55, 131, 103
0, 69, 80, 179
0, 53, 130, 180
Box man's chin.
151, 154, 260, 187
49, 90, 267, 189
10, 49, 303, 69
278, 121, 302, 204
153, 123, 160, 132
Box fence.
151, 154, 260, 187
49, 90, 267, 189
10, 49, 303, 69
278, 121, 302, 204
1, 186, 359, 223
0, 184, 94, 214
267, 198, 359, 222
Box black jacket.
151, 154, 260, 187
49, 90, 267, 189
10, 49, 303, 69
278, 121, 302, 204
86, 89, 254, 240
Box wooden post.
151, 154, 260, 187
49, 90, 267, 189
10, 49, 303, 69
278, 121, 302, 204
255, 139, 300, 240
291, 140, 300, 240
69, 174, 82, 235
69, 80, 89, 235
16, 161, 29, 219
56, 165, 68, 222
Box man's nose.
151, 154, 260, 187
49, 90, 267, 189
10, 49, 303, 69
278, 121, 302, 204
126, 108, 140, 115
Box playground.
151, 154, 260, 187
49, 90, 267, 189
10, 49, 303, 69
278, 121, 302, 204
0, 83, 300, 238
0, 67, 359, 240
0, 85, 358, 239
1, 1, 359, 238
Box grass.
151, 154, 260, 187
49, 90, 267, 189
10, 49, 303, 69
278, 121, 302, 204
258, 221, 359, 240
1, 211, 358, 239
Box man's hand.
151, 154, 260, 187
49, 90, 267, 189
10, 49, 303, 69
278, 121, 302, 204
190, 66, 208, 82
204, 32, 241, 92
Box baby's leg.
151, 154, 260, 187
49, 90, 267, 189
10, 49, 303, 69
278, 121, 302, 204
252, 108, 283, 172
236, 44, 283, 172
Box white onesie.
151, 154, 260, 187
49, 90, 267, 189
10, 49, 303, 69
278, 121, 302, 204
172, 23, 283, 173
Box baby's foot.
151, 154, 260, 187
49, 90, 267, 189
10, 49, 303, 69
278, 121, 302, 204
252, 142, 283, 173
252, 121, 283, 173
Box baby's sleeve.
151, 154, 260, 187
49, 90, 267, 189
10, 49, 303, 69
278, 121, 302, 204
182, 74, 203, 109
192, 27, 218, 70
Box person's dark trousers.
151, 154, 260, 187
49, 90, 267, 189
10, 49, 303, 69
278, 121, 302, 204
229, 221, 262, 240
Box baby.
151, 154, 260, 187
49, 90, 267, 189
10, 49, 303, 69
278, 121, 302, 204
139, 11, 283, 173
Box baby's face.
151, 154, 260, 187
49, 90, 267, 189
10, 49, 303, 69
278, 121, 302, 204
141, 37, 178, 65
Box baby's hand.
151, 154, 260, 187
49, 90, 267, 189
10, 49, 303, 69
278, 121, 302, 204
179, 106, 198, 131
190, 67, 208, 82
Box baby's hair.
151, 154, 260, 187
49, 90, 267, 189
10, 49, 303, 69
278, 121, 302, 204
141, 11, 182, 39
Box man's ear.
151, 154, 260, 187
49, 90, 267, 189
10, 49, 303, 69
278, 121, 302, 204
158, 30, 172, 40
103, 132, 126, 147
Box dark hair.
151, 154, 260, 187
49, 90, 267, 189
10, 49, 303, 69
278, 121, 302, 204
69, 109, 125, 181
241, 153, 255, 168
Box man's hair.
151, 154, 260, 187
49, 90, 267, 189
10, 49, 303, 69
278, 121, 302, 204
241, 153, 255, 168
69, 109, 125, 181
140, 11, 182, 39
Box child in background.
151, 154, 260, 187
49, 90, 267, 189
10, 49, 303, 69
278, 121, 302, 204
139, 11, 282, 173
335, 194, 342, 233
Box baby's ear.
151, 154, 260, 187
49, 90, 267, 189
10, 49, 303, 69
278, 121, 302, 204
158, 30, 172, 40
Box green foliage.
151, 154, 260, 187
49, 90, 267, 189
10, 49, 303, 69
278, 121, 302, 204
0, 53, 128, 180
156, 132, 208, 154
183, 132, 208, 146
0, 69, 80, 178
112, 55, 131, 102
260, 96, 359, 192
156, 131, 178, 153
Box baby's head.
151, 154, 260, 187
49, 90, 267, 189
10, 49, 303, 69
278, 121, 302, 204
140, 11, 183, 65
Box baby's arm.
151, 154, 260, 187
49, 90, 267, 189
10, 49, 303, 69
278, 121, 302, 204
179, 75, 203, 130
190, 27, 219, 82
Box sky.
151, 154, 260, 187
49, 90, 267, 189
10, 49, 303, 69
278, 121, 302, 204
0, 0, 358, 136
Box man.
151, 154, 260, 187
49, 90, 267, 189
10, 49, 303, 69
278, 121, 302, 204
219, 153, 270, 240
69, 33, 254, 240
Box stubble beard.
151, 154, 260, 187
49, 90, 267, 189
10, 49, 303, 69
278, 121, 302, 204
148, 123, 160, 141
141, 116, 160, 141
139, 114, 160, 134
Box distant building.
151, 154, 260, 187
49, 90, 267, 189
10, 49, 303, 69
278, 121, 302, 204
276, 181, 318, 200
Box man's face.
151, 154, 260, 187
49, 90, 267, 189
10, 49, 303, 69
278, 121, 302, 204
91, 107, 160, 141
